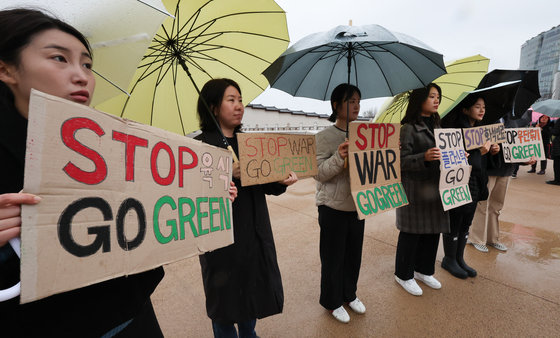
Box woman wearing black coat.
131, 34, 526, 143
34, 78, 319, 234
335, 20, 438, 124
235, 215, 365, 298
441, 96, 499, 279
529, 115, 553, 174
0, 9, 164, 337
195, 78, 297, 338
546, 120, 560, 185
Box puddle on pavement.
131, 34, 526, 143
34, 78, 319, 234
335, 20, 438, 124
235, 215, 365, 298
499, 221, 560, 265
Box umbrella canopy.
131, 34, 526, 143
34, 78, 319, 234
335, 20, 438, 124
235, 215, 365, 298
96, 0, 289, 136
1, 0, 171, 105
262, 24, 446, 101
476, 69, 540, 119
531, 99, 560, 118
374, 54, 490, 123
441, 80, 523, 126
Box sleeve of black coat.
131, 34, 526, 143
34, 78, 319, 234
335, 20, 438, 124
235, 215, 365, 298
486, 148, 502, 170
262, 182, 287, 196
551, 120, 560, 136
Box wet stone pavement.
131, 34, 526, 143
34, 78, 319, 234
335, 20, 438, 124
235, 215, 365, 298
152, 163, 560, 337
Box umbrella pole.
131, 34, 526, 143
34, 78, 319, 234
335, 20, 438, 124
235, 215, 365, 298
346, 42, 352, 138
344, 43, 353, 168
177, 57, 239, 163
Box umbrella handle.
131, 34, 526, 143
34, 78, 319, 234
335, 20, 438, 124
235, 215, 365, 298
227, 145, 239, 163
0, 238, 21, 302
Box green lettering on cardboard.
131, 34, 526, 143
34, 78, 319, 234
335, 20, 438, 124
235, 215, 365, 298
208, 197, 220, 232
153, 195, 178, 244
356, 191, 370, 215
219, 198, 231, 230
197, 197, 209, 235
178, 197, 197, 238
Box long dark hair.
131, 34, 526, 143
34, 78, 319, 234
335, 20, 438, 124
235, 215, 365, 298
328, 83, 361, 122
0, 8, 92, 108
197, 78, 242, 132
462, 95, 485, 127
442, 94, 485, 128
401, 83, 442, 126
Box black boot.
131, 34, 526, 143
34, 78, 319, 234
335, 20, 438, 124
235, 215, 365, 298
441, 234, 468, 279
457, 232, 477, 277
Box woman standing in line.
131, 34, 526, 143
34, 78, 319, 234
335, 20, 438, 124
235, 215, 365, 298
546, 120, 560, 185
469, 114, 536, 251
195, 78, 297, 338
0, 9, 164, 337
314, 83, 366, 323
528, 114, 553, 175
441, 96, 499, 278
394, 84, 448, 296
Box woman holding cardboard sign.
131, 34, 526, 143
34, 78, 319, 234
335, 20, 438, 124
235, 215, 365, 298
195, 78, 297, 338
441, 96, 499, 279
0, 8, 166, 337
394, 84, 448, 296
314, 83, 366, 323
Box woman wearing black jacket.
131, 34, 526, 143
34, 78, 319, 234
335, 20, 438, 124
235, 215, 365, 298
195, 78, 297, 337
441, 96, 499, 278
0, 9, 164, 337
529, 115, 554, 175
546, 120, 560, 185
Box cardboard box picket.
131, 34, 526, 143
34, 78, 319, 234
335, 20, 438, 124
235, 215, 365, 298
20, 90, 234, 303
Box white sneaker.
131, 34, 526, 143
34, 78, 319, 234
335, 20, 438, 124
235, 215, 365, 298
331, 305, 350, 323
414, 272, 442, 289
471, 243, 489, 252
489, 242, 508, 251
348, 298, 366, 314
394, 275, 422, 296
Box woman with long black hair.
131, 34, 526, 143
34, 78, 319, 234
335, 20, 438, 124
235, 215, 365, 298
394, 84, 448, 296
0, 8, 164, 337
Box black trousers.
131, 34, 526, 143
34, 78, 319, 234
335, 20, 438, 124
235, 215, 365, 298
448, 200, 477, 235
395, 232, 440, 280
318, 205, 365, 310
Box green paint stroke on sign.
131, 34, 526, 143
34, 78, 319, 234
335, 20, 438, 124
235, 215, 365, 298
356, 182, 408, 216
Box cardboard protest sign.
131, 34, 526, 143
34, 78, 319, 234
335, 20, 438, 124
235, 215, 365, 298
435, 128, 472, 211
502, 127, 546, 163
20, 90, 234, 303
462, 123, 506, 150
237, 132, 317, 186
348, 122, 408, 220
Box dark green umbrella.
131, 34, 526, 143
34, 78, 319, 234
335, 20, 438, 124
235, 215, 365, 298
263, 24, 446, 134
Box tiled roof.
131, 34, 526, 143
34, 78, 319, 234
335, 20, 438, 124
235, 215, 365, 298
246, 103, 368, 120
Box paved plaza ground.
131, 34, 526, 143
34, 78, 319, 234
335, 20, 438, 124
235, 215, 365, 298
152, 162, 560, 337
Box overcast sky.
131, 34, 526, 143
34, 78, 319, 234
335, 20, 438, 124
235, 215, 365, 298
252, 0, 560, 115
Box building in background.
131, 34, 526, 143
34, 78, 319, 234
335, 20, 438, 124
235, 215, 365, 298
187, 104, 371, 138
520, 25, 560, 100
242, 103, 369, 134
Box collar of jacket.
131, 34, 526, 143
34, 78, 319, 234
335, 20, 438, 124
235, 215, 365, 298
412, 119, 434, 138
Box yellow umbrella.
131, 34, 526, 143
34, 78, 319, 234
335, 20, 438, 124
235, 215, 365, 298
96, 0, 289, 136
373, 54, 490, 123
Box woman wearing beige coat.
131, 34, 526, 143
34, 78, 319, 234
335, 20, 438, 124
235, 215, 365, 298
315, 83, 366, 324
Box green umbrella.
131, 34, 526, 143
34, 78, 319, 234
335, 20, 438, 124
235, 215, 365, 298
96, 0, 289, 137
263, 24, 446, 135
374, 54, 490, 123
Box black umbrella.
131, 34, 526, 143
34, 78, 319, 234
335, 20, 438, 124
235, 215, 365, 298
441, 80, 523, 126
476, 69, 540, 119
